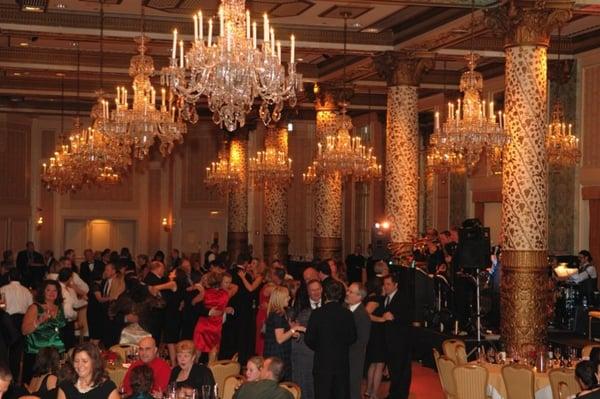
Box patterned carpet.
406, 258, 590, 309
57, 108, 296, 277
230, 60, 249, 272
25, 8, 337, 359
365, 362, 445, 399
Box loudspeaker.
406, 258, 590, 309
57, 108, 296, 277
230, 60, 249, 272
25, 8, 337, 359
457, 219, 491, 269
371, 225, 391, 261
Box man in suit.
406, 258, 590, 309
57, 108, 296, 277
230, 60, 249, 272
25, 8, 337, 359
79, 249, 105, 285
15, 241, 44, 289
305, 279, 357, 399
234, 357, 292, 399
382, 273, 412, 399
345, 282, 371, 399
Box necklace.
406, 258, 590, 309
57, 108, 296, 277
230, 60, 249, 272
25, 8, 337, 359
76, 379, 96, 393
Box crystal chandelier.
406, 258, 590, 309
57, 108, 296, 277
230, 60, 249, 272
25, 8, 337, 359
249, 147, 293, 185
306, 107, 382, 181
302, 161, 317, 184
546, 101, 580, 167
111, 34, 187, 160
545, 28, 580, 168
426, 145, 465, 175
429, 0, 508, 173
161, 0, 301, 132
204, 145, 242, 193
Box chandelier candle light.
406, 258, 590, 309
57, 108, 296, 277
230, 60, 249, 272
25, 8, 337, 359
248, 148, 293, 185
162, 0, 301, 132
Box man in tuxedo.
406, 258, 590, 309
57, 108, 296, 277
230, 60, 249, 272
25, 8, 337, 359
79, 249, 105, 285
345, 282, 371, 399
305, 279, 356, 399
16, 241, 44, 289
345, 245, 366, 284
382, 273, 412, 399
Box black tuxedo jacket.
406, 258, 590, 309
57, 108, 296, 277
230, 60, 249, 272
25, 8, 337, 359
80, 260, 105, 284
305, 301, 357, 375
383, 289, 411, 347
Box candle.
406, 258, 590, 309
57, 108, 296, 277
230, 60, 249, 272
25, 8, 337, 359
276, 40, 281, 62
179, 40, 184, 68
124, 89, 127, 106
208, 18, 213, 47
489, 101, 494, 120
435, 111, 440, 131
290, 34, 295, 63
263, 14, 269, 43
569, 123, 572, 135
227, 22, 232, 52
198, 11, 204, 40
172, 29, 177, 59
193, 14, 198, 41
219, 6, 224, 37
246, 10, 250, 39
161, 88, 166, 109
151, 88, 155, 105
252, 22, 257, 49
270, 28, 275, 48
448, 102, 451, 119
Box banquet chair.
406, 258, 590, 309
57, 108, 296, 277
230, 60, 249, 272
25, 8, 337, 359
582, 344, 600, 359
280, 381, 302, 399
437, 355, 458, 399
208, 360, 241, 399
109, 344, 133, 363
221, 374, 244, 399
501, 364, 535, 399
453, 364, 489, 399
549, 368, 581, 399
443, 339, 468, 365
433, 348, 441, 369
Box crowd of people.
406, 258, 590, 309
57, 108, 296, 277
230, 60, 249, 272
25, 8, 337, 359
0, 241, 414, 399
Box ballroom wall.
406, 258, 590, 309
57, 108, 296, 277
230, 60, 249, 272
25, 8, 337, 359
1, 47, 599, 260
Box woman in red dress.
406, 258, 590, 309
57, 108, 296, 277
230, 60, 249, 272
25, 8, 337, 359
193, 271, 231, 363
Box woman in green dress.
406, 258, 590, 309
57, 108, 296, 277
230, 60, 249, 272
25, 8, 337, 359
21, 279, 66, 384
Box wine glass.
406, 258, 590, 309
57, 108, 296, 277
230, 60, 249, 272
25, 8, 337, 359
555, 347, 563, 367
201, 385, 212, 399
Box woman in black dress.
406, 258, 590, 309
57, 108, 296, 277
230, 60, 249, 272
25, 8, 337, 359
263, 286, 304, 381
364, 277, 386, 399
57, 342, 118, 399
27, 347, 60, 399
168, 340, 215, 390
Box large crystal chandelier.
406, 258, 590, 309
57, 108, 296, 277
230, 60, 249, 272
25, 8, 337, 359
161, 0, 301, 132
249, 148, 293, 185
426, 145, 465, 175
204, 144, 242, 193
111, 34, 187, 160
545, 29, 580, 168
546, 101, 580, 167
306, 106, 381, 182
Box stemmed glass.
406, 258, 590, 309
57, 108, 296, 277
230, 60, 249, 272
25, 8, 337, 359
555, 347, 563, 367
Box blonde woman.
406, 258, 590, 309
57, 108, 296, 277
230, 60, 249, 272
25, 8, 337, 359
245, 356, 264, 382
263, 286, 304, 381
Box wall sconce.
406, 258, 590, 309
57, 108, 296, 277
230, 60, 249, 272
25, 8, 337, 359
36, 216, 44, 230
162, 217, 171, 232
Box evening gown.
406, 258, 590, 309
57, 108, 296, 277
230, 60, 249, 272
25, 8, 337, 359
365, 293, 386, 364
255, 284, 270, 355
193, 288, 229, 352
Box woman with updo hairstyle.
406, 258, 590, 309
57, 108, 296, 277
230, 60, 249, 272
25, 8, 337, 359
168, 340, 215, 390
57, 342, 118, 399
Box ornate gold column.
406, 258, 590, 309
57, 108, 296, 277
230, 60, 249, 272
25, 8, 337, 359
263, 123, 290, 264
486, 3, 572, 350
313, 91, 342, 260
375, 52, 433, 245
227, 130, 249, 263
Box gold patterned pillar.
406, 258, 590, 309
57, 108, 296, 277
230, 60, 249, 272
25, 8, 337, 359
375, 52, 433, 244
263, 124, 290, 264
313, 91, 343, 260
486, 3, 572, 350
227, 130, 249, 263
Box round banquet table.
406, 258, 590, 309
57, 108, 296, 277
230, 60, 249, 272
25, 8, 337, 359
107, 364, 128, 387
479, 362, 552, 399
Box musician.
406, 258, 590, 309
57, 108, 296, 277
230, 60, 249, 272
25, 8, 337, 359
426, 240, 444, 275
570, 250, 597, 304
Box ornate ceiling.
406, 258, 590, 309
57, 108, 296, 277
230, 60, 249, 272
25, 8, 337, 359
0, 0, 599, 115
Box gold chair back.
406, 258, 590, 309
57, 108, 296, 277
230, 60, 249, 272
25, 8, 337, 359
208, 360, 241, 399
453, 364, 488, 399
443, 339, 467, 365
109, 344, 133, 363
280, 381, 302, 399
437, 355, 457, 399
582, 344, 600, 359
221, 375, 244, 399
501, 364, 535, 399
549, 368, 581, 399
433, 348, 441, 369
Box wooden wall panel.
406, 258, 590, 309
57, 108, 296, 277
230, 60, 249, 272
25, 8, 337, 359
0, 117, 31, 204
583, 65, 600, 167
147, 169, 161, 255
183, 130, 220, 205
11, 219, 29, 250
40, 129, 55, 250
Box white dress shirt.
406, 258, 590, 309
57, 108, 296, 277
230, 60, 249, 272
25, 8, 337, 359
59, 281, 88, 321
0, 281, 33, 315
310, 299, 322, 309
48, 271, 89, 294
348, 302, 360, 312
570, 264, 598, 284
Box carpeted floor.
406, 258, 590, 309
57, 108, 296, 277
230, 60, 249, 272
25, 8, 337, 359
364, 362, 445, 399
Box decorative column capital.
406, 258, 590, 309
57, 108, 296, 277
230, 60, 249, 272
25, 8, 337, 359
374, 51, 435, 87
309, 83, 352, 112
485, 1, 573, 48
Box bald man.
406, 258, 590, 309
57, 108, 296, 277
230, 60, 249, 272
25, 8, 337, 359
121, 337, 171, 395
